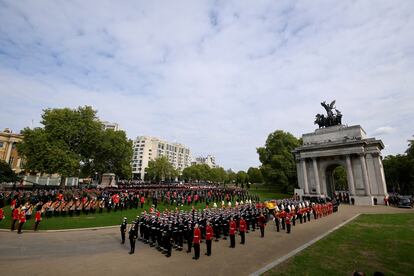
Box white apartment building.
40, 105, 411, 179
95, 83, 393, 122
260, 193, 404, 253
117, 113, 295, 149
132, 136, 191, 180
192, 155, 217, 168
102, 121, 120, 131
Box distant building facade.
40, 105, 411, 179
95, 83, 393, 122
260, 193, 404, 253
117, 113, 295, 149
132, 136, 191, 180
0, 128, 24, 173
192, 155, 217, 168
102, 121, 120, 131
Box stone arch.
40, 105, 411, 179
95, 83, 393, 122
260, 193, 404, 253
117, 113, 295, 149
294, 125, 388, 206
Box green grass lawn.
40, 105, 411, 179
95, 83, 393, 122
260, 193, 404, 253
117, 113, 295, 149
264, 213, 414, 276
249, 184, 292, 200
0, 187, 290, 230
0, 201, 211, 230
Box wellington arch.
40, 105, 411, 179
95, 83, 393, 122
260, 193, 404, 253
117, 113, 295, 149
293, 102, 388, 206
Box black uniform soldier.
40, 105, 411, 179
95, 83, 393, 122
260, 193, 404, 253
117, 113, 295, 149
186, 222, 193, 253
129, 225, 137, 254
164, 222, 172, 257
120, 217, 127, 244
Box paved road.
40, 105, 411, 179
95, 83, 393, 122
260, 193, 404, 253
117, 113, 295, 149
0, 205, 412, 276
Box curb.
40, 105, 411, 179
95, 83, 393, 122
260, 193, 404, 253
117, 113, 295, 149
249, 213, 361, 276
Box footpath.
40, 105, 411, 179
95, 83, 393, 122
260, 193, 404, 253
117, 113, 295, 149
0, 205, 412, 276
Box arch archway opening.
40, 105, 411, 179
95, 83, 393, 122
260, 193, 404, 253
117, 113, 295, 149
325, 164, 350, 203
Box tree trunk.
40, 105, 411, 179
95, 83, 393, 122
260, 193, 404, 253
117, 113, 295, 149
60, 175, 66, 188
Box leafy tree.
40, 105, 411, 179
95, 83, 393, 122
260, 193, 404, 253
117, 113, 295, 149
83, 129, 132, 180
181, 164, 213, 182
236, 170, 248, 184
0, 160, 19, 183
257, 130, 300, 193
225, 169, 236, 184
383, 154, 414, 195
332, 166, 347, 190
18, 106, 132, 186
145, 156, 178, 182
208, 167, 227, 183
406, 136, 414, 159
247, 167, 264, 184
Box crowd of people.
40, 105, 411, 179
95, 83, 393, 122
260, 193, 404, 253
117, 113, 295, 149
0, 184, 258, 232
121, 198, 336, 259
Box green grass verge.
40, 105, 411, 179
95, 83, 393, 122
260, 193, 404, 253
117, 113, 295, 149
0, 188, 289, 230
0, 201, 208, 230
263, 213, 414, 276
249, 184, 292, 200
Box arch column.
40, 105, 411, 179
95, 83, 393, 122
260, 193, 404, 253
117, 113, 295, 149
5, 141, 14, 163
345, 155, 356, 196
359, 154, 371, 196
312, 158, 321, 195
300, 158, 309, 194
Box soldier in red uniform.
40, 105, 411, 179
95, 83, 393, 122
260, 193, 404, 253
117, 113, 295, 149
280, 207, 286, 230
239, 216, 246, 244
140, 195, 145, 208
17, 207, 27, 234
11, 206, 19, 231
34, 210, 42, 231
258, 212, 266, 238
205, 221, 214, 256
229, 217, 236, 248
0, 207, 5, 221
285, 210, 292, 234
193, 224, 201, 260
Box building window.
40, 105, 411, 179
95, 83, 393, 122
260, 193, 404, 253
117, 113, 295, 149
0, 142, 3, 147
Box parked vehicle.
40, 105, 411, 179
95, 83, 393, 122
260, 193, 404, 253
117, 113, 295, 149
397, 196, 413, 208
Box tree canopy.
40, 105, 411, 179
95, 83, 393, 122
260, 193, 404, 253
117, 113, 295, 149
18, 106, 132, 185
145, 156, 178, 182
247, 167, 263, 184
382, 136, 414, 195
257, 130, 300, 193
0, 160, 19, 183
181, 164, 227, 183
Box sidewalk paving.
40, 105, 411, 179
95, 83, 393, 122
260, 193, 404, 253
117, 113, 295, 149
0, 205, 412, 276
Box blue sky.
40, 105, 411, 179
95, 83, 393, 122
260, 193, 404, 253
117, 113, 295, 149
0, 0, 413, 171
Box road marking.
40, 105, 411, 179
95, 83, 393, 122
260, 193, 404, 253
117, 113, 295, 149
249, 213, 361, 276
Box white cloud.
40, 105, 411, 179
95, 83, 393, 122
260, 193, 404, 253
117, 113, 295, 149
1, 0, 414, 170
372, 126, 396, 136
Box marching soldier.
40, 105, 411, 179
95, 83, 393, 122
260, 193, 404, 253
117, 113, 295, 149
298, 203, 303, 223
0, 207, 5, 222
185, 222, 193, 253
192, 223, 201, 260
290, 205, 296, 226
280, 206, 286, 230
239, 216, 246, 244
11, 206, 19, 231
258, 212, 266, 238
128, 225, 137, 254
306, 202, 311, 222
17, 207, 26, 234
34, 209, 42, 231
120, 217, 127, 244
229, 217, 236, 248
205, 221, 213, 256
164, 222, 172, 257
274, 208, 280, 232
285, 209, 292, 234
